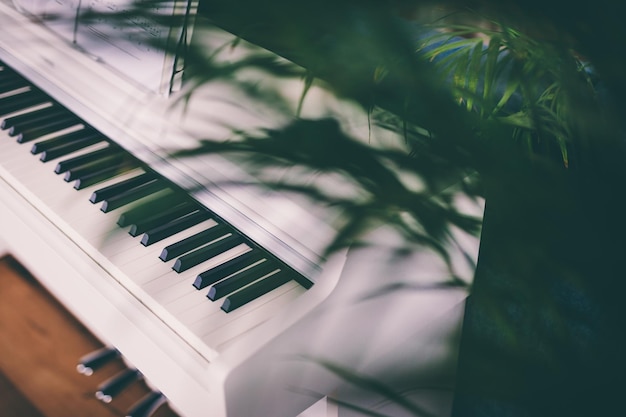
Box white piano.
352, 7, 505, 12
0, 1, 484, 416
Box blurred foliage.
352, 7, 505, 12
67, 0, 626, 415
69, 0, 620, 258
172, 4, 626, 415
166, 1, 608, 272
72, 0, 626, 284
419, 21, 597, 167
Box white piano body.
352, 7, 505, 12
0, 1, 484, 416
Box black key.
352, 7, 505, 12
0, 70, 20, 80
2, 105, 66, 130
9, 110, 74, 136
0, 89, 48, 115
117, 192, 191, 227
193, 250, 265, 289
128, 201, 197, 236
90, 172, 156, 203
221, 270, 292, 313
126, 392, 166, 417
55, 146, 121, 174
65, 154, 134, 181
207, 259, 278, 300
74, 164, 139, 190
0, 68, 24, 80
0, 70, 22, 85
160, 223, 230, 261
95, 369, 141, 403
101, 180, 168, 213
32, 128, 99, 154
141, 210, 210, 246
40, 133, 104, 162
14, 115, 81, 143
172, 233, 245, 273
0, 76, 29, 95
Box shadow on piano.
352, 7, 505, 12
0, 1, 484, 416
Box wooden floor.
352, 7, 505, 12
0, 255, 179, 417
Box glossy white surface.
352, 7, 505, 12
0, 2, 484, 415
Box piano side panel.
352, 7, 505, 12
221, 232, 472, 417
0, 176, 345, 417
0, 175, 228, 417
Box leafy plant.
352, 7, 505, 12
165, 6, 603, 278
57, 2, 626, 415
416, 18, 598, 168
165, 7, 623, 416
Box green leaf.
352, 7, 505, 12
420, 37, 482, 61
428, 45, 473, 70
373, 64, 389, 83
497, 112, 534, 129
491, 73, 521, 116
558, 137, 569, 168
452, 46, 470, 103
482, 35, 502, 114
466, 40, 485, 111
296, 71, 315, 117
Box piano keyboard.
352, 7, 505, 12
0, 60, 313, 351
